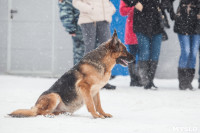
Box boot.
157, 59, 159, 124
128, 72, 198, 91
187, 68, 195, 90
103, 83, 116, 90
144, 61, 158, 89
138, 61, 149, 88
128, 62, 142, 87
178, 68, 189, 90
110, 75, 116, 80
134, 67, 143, 87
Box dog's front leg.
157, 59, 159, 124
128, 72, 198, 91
79, 86, 105, 119
93, 92, 112, 118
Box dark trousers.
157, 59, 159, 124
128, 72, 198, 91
128, 44, 139, 72
129, 45, 138, 57
128, 44, 141, 86
80, 21, 111, 54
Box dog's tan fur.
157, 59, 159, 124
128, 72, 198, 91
9, 30, 134, 118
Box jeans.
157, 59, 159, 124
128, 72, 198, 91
128, 45, 138, 57
136, 33, 162, 61
178, 34, 200, 69
128, 44, 139, 70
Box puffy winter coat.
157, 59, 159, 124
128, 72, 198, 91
58, 0, 81, 34
119, 0, 138, 45
132, 0, 164, 37
174, 0, 200, 35
72, 0, 116, 24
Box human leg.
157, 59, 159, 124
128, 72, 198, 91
187, 35, 200, 68
128, 45, 142, 86
145, 33, 162, 89
96, 21, 111, 48
80, 23, 96, 54
178, 34, 190, 68
136, 33, 150, 87
199, 46, 200, 89
96, 21, 116, 89
72, 28, 85, 65
186, 35, 200, 90
177, 34, 191, 90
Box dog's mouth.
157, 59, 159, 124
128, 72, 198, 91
121, 59, 128, 66
116, 57, 129, 66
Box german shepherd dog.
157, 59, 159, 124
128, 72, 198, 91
9, 30, 135, 119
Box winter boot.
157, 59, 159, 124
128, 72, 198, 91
103, 83, 116, 90
198, 77, 200, 89
187, 68, 195, 90
128, 62, 142, 87
135, 65, 143, 87
198, 82, 200, 89
144, 61, 158, 89
178, 68, 189, 90
138, 61, 149, 88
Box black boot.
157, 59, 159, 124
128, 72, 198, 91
178, 68, 189, 90
103, 83, 116, 90
187, 68, 195, 90
198, 78, 200, 89
144, 61, 158, 89
128, 62, 142, 87
138, 61, 149, 88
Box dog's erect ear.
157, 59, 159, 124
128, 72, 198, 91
111, 29, 118, 44
109, 29, 120, 52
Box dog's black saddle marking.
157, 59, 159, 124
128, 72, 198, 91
41, 69, 78, 105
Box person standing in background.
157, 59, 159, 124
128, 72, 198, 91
73, 0, 116, 89
119, 0, 142, 87
199, 46, 200, 89
131, 0, 164, 89
58, 0, 85, 65
174, 0, 200, 90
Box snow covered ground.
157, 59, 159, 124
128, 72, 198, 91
0, 75, 200, 133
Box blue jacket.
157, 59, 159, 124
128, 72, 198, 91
58, 0, 81, 34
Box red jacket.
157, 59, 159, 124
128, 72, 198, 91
119, 0, 138, 45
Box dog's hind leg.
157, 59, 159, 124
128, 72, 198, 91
9, 93, 61, 118
35, 93, 61, 117
93, 92, 112, 118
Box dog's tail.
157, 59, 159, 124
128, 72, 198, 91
8, 107, 38, 118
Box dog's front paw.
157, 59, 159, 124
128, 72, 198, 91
92, 113, 105, 119
102, 113, 112, 118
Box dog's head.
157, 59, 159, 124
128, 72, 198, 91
107, 30, 135, 67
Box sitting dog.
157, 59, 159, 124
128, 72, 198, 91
9, 30, 135, 118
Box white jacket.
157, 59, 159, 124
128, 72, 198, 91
73, 0, 116, 24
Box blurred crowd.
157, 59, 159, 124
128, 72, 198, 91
58, 0, 200, 90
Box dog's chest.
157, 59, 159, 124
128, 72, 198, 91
91, 72, 111, 96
